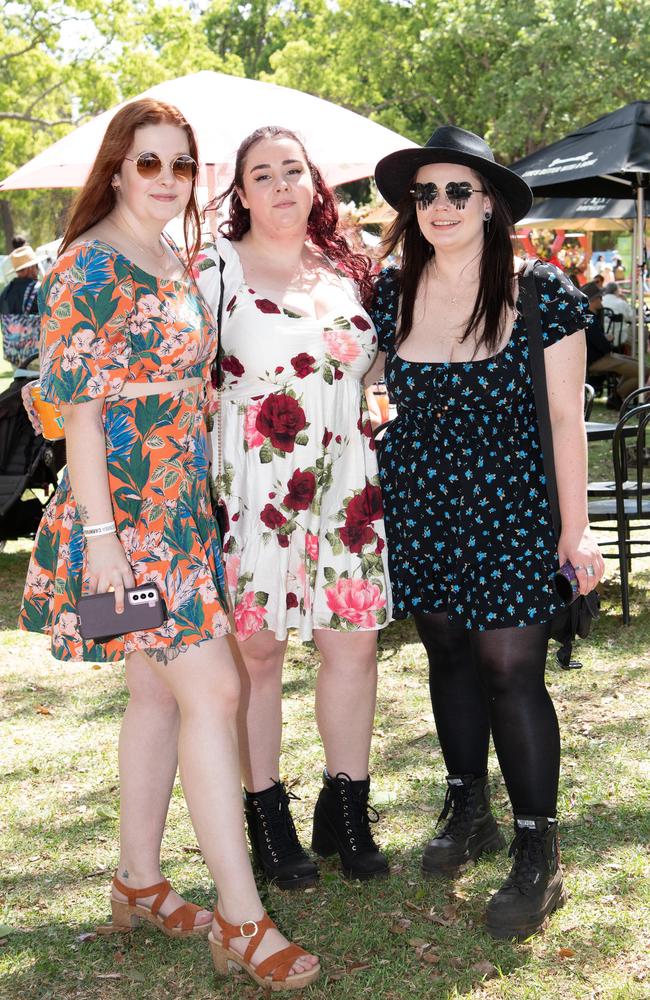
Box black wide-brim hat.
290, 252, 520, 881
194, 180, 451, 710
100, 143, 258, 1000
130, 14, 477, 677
375, 125, 533, 223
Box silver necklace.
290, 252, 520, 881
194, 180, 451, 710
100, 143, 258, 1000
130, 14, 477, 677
113, 211, 166, 260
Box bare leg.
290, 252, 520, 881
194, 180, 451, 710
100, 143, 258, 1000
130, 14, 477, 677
146, 637, 317, 975
313, 630, 378, 779
112, 651, 209, 926
232, 630, 287, 791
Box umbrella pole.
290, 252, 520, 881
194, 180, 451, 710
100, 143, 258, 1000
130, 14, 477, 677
636, 181, 646, 389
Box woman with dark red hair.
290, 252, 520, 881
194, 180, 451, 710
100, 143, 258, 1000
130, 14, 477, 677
198, 127, 392, 889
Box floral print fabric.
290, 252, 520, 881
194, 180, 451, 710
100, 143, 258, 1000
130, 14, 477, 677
197, 237, 391, 641
19, 241, 229, 662
371, 261, 589, 630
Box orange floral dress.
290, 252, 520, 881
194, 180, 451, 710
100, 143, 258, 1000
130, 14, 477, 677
19, 241, 230, 662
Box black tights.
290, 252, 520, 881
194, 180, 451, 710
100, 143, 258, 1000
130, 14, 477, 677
413, 611, 560, 817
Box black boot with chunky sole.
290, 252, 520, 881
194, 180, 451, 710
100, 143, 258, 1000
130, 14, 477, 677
311, 771, 389, 880
421, 773, 505, 876
485, 816, 567, 940
244, 780, 319, 890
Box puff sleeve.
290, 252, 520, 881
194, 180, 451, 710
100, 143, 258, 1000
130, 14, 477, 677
39, 243, 134, 404
533, 262, 593, 349
369, 267, 400, 353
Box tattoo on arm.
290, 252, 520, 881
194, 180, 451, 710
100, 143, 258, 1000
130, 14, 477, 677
77, 503, 89, 524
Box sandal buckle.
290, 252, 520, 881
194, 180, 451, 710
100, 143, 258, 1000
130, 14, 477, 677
240, 920, 259, 938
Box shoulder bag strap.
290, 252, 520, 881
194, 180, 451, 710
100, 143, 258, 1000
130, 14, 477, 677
22, 281, 38, 314
214, 254, 226, 487
519, 260, 562, 540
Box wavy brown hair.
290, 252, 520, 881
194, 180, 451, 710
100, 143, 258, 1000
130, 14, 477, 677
59, 99, 202, 267
381, 173, 516, 354
206, 126, 374, 308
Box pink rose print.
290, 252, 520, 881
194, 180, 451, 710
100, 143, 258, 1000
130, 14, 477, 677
324, 329, 361, 365
351, 315, 372, 331
305, 532, 319, 562
325, 578, 386, 628
255, 298, 281, 314
225, 553, 240, 592
234, 591, 267, 641
244, 400, 265, 448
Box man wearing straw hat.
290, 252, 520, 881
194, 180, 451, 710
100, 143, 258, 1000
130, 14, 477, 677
0, 244, 41, 316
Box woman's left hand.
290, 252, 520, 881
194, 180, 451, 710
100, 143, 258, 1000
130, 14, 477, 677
558, 527, 605, 595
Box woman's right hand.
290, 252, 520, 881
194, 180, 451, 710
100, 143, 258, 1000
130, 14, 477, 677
22, 383, 44, 434
85, 534, 135, 613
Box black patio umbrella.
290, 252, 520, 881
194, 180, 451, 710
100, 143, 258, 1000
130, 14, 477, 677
511, 102, 650, 382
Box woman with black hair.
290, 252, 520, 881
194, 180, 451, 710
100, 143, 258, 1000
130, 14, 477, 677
364, 126, 604, 939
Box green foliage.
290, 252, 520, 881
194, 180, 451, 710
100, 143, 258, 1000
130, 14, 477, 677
2, 0, 649, 249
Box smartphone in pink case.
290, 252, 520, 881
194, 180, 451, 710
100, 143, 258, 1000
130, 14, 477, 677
77, 585, 167, 641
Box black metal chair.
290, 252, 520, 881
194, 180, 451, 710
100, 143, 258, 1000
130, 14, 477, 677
602, 306, 626, 351
583, 383, 595, 420
587, 400, 650, 623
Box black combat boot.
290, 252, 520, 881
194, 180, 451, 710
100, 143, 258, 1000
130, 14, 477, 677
421, 773, 505, 875
311, 771, 389, 880
485, 816, 567, 939
244, 780, 319, 890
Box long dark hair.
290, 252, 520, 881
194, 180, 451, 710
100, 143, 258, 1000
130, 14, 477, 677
381, 173, 516, 354
60, 99, 202, 268
206, 126, 374, 308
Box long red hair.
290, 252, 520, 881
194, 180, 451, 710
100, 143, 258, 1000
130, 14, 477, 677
206, 126, 374, 308
60, 99, 201, 266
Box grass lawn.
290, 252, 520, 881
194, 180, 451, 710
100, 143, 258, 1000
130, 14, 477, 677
1, 399, 649, 999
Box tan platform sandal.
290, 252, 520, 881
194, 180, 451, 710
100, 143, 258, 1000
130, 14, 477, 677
209, 907, 320, 992
98, 876, 211, 938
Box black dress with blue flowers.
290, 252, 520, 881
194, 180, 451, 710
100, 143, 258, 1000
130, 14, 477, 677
371, 262, 590, 630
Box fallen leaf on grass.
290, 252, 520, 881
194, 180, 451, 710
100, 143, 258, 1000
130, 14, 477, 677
421, 950, 441, 965
75, 932, 97, 944
96, 805, 118, 820
449, 957, 464, 970
83, 868, 110, 879
389, 918, 412, 935
114, 951, 125, 964
0, 926, 12, 937
35, 705, 52, 715
558, 947, 576, 959
471, 960, 498, 979
427, 905, 459, 927
96, 973, 122, 980
181, 845, 202, 854
408, 937, 430, 949
346, 961, 371, 973
327, 968, 347, 982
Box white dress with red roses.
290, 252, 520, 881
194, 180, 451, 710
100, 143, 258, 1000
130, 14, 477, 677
197, 237, 392, 641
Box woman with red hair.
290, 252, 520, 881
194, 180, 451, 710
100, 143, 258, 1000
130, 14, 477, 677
20, 101, 319, 991
198, 127, 392, 889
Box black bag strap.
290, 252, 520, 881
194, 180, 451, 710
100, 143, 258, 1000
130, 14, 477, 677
519, 259, 562, 540
211, 253, 226, 390
22, 281, 38, 314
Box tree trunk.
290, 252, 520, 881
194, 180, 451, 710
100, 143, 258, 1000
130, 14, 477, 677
0, 199, 15, 253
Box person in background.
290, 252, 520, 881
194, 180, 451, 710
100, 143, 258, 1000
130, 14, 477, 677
197, 125, 391, 891
366, 124, 604, 940
601, 280, 634, 348
0, 244, 41, 315
583, 281, 640, 406
19, 98, 319, 992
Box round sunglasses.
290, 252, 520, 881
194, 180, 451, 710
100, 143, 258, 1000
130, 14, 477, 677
123, 151, 198, 182
410, 181, 485, 210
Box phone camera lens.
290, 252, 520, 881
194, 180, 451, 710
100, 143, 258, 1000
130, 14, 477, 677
148, 591, 154, 598
133, 594, 139, 601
